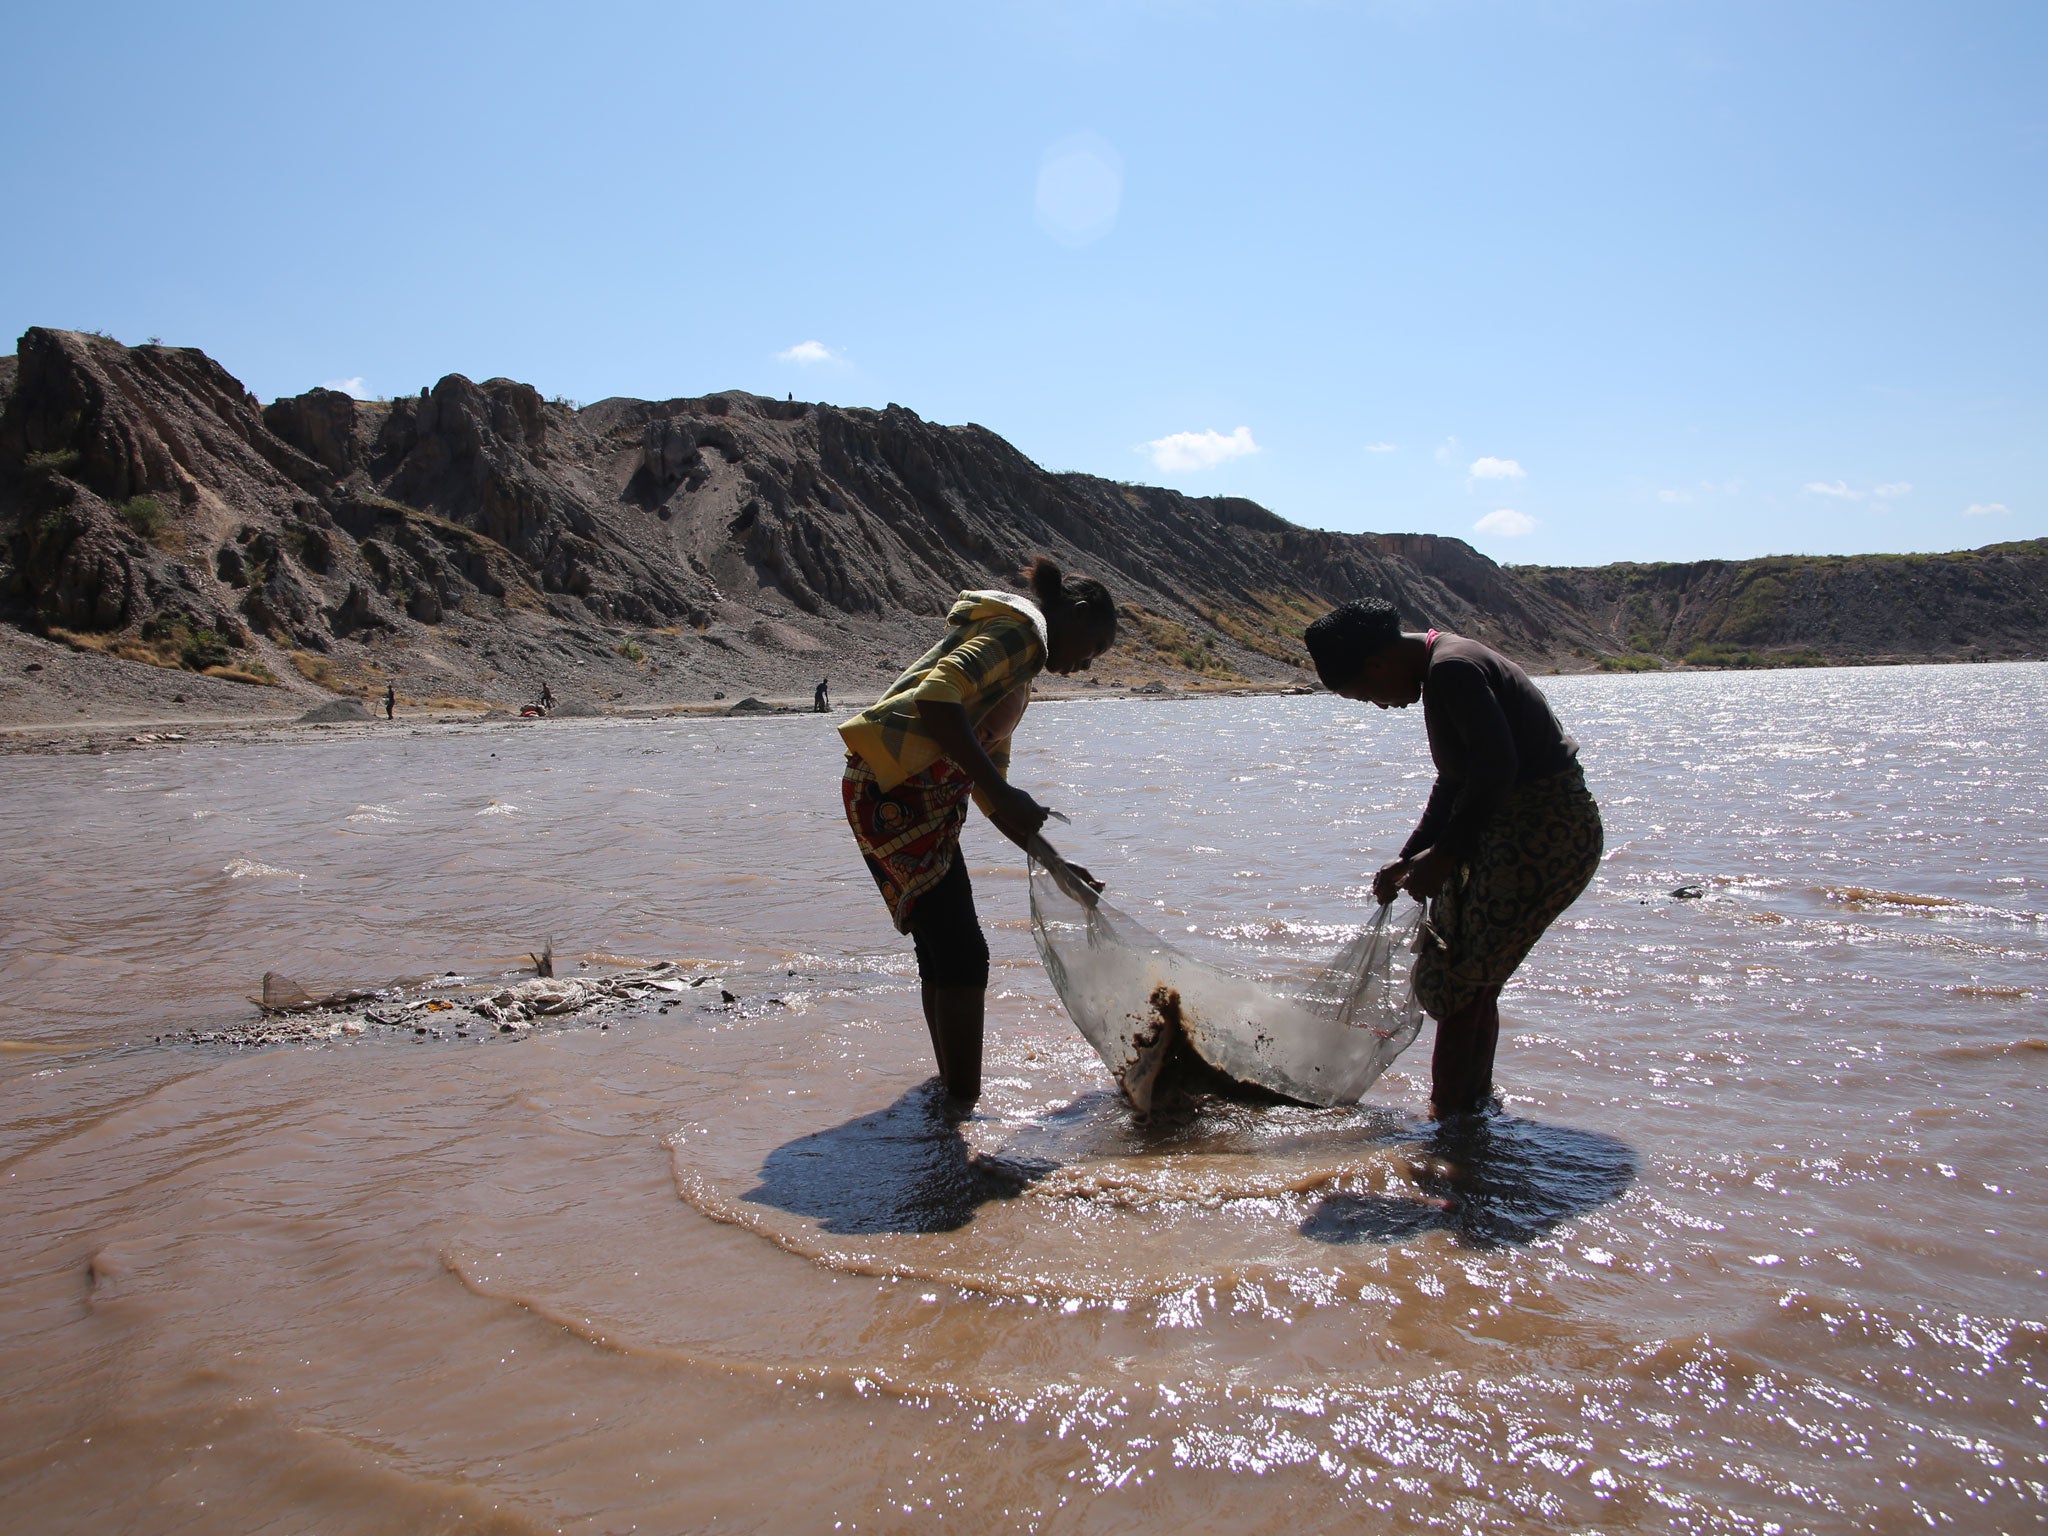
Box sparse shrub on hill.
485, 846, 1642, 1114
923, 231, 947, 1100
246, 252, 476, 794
118, 496, 180, 550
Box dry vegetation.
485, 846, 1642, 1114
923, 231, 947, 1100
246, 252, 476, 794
1123, 606, 1246, 680
50, 617, 277, 686
287, 650, 385, 694
1203, 590, 1324, 670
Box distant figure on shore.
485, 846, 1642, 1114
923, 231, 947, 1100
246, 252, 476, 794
814, 678, 830, 713
539, 681, 555, 714
1305, 599, 1602, 1120
839, 556, 1117, 1106
383, 684, 395, 720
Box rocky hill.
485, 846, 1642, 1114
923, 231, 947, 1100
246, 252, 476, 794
0, 327, 2042, 721
1515, 544, 2048, 667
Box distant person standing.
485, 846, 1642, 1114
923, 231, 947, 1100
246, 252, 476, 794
539, 681, 555, 714
383, 683, 395, 720
814, 678, 830, 714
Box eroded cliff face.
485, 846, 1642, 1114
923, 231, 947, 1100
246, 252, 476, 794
0, 328, 1605, 706
0, 326, 2041, 715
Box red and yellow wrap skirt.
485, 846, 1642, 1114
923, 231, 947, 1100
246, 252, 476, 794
842, 752, 975, 933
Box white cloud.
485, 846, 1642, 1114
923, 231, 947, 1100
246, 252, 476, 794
321, 376, 370, 399
1803, 479, 1911, 503
1144, 426, 1259, 473
1434, 435, 1462, 465
1657, 488, 1694, 504
1469, 456, 1526, 480
1474, 509, 1537, 538
1036, 131, 1123, 246
1965, 502, 2010, 516
776, 340, 838, 366
1364, 441, 1397, 453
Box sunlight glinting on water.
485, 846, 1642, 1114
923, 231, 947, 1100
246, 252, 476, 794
1, 665, 2043, 1532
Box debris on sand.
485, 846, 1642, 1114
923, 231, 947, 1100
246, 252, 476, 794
172, 961, 704, 1047
470, 974, 670, 1025
254, 972, 381, 1013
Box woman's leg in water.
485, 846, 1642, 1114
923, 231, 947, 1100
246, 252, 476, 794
1413, 768, 1603, 1119
1429, 985, 1501, 1119
908, 856, 991, 1103
920, 985, 985, 1102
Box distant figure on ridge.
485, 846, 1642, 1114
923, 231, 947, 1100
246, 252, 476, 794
839, 557, 1117, 1106
383, 683, 395, 720
814, 678, 830, 713
1305, 598, 1602, 1120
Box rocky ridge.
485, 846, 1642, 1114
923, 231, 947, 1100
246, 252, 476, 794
0, 327, 2042, 724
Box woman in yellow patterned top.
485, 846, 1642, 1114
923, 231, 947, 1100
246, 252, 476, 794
840, 555, 1118, 1106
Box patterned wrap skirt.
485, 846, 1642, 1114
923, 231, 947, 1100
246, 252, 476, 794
1413, 762, 1604, 1020
842, 752, 975, 933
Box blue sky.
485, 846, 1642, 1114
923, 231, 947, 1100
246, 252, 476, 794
3, 1, 2041, 566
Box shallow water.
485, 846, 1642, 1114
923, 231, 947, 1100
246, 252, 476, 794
3, 666, 2045, 1533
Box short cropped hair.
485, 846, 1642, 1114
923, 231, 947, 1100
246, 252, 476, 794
1303, 598, 1402, 689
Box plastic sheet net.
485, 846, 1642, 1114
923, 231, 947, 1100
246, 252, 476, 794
1028, 837, 1425, 1113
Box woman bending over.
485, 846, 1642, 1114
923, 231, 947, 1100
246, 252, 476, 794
840, 556, 1117, 1105
1305, 598, 1603, 1120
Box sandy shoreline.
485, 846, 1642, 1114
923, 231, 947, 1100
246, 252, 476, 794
0, 617, 1336, 754
0, 681, 1322, 756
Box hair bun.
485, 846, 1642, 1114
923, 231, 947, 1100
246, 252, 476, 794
1022, 554, 1066, 607
1019, 553, 1118, 644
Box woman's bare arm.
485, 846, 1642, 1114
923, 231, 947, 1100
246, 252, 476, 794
916, 699, 1049, 848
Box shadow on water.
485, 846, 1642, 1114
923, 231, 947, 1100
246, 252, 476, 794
741, 1080, 1046, 1235
1299, 1113, 1637, 1249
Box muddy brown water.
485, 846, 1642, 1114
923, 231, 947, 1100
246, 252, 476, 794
3, 666, 2044, 1533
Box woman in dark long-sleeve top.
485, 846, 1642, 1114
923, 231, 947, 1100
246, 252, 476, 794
1305, 598, 1603, 1120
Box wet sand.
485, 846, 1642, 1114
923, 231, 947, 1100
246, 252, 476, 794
3, 667, 2044, 1531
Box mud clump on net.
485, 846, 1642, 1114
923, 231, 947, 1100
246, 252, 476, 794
1117, 984, 1296, 1120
